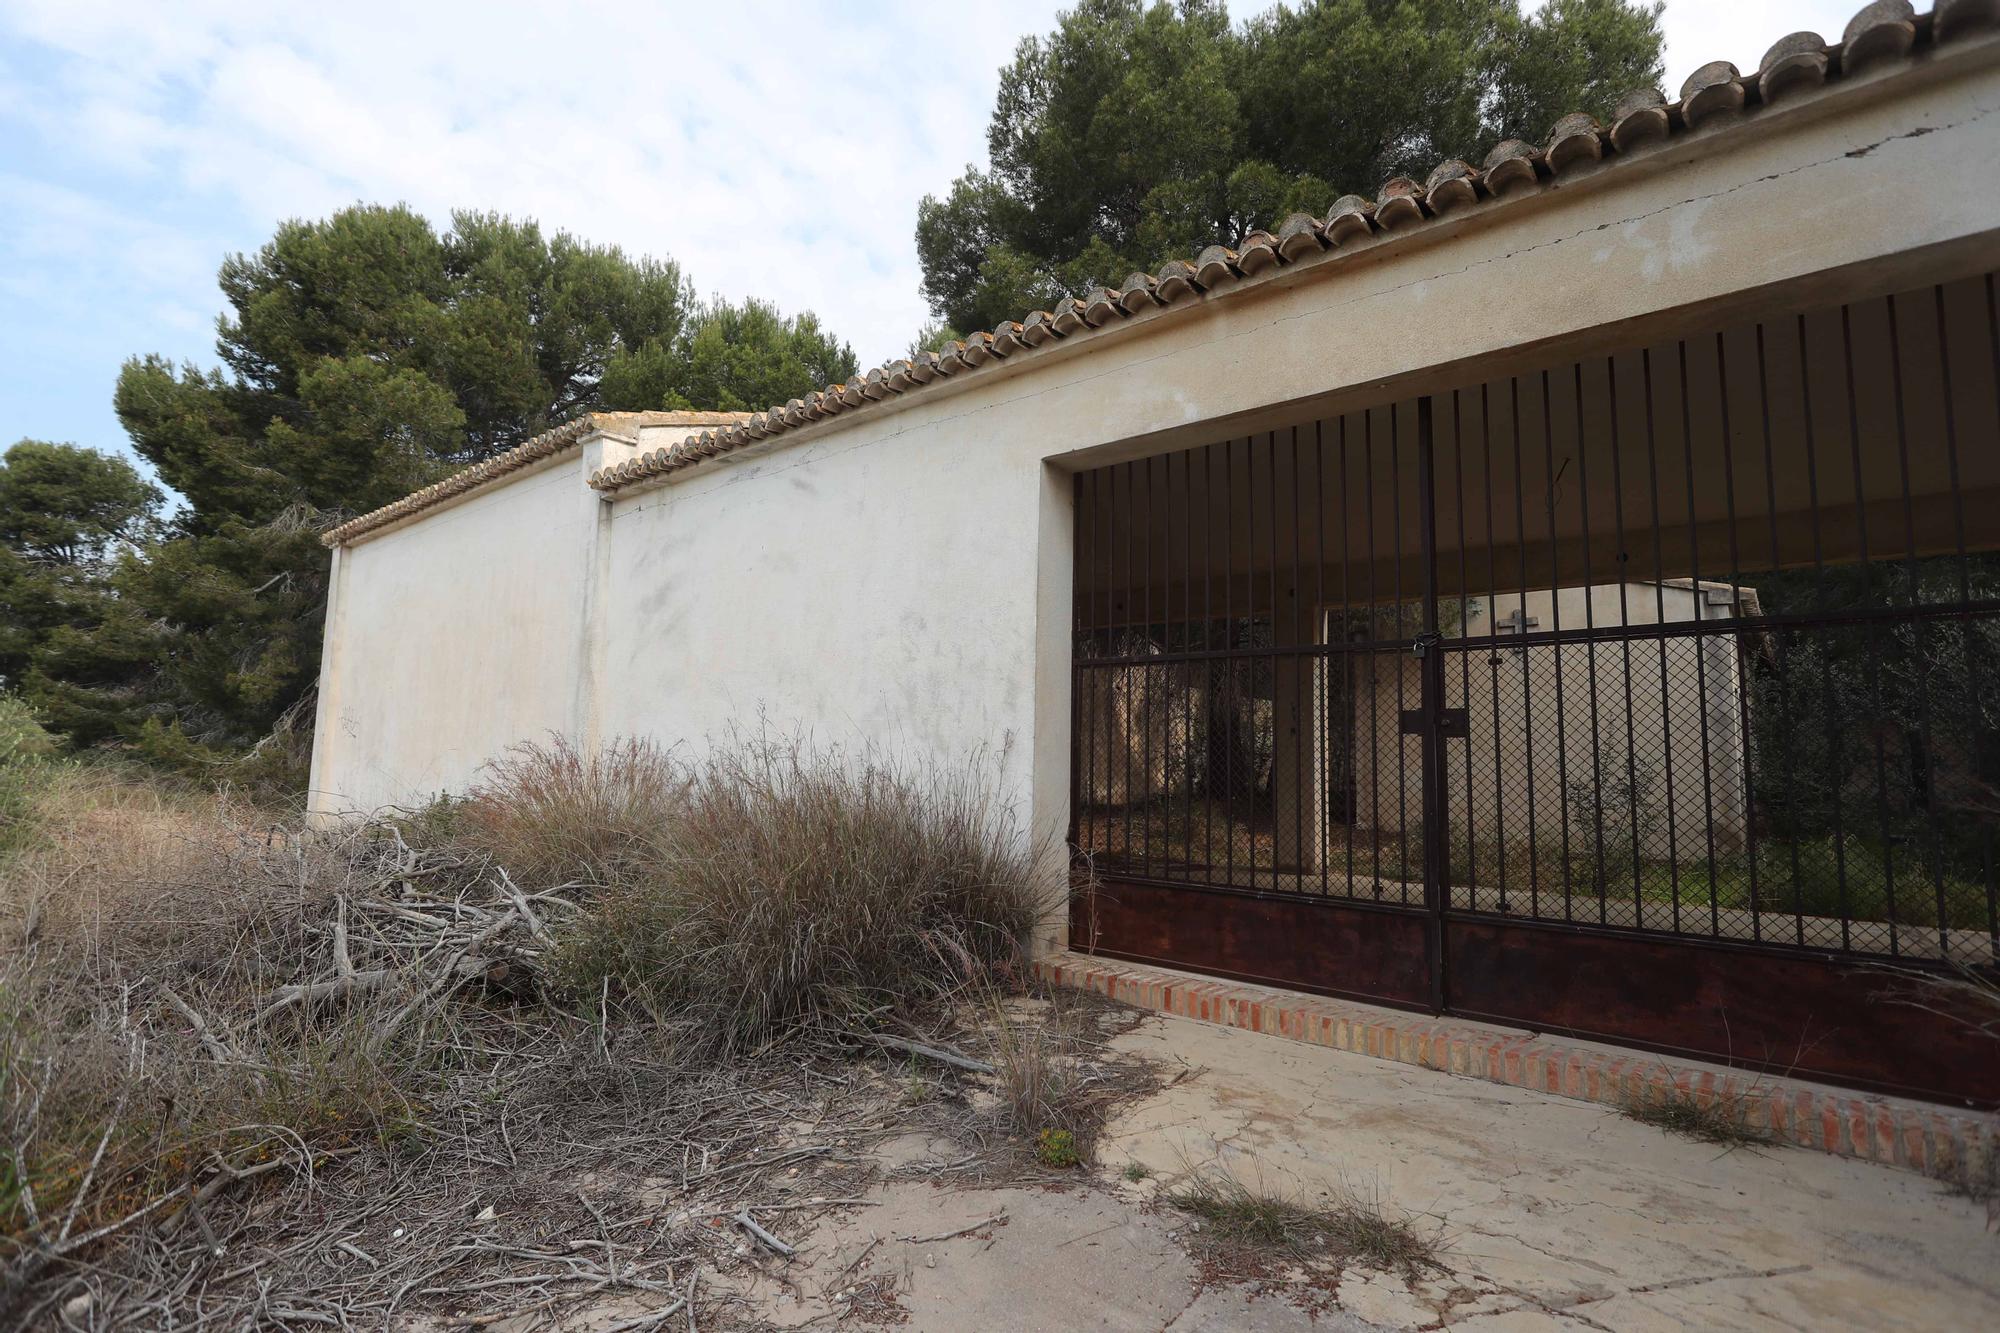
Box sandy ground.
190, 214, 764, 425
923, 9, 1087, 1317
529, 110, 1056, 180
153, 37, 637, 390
674, 1009, 1998, 1332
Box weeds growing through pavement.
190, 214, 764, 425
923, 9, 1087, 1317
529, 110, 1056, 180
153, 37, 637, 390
1166, 1161, 1446, 1280
1619, 1078, 1772, 1149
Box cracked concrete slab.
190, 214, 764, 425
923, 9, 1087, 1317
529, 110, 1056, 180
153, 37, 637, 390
543, 1005, 1990, 1329
1098, 1013, 2000, 1330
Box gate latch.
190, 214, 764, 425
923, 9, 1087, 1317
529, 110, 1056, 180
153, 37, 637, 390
1401, 707, 1470, 738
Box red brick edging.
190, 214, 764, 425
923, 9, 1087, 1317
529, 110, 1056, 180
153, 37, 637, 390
1034, 951, 1999, 1187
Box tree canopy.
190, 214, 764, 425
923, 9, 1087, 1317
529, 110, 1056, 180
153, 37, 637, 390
600, 297, 857, 414
0, 441, 164, 743
917, 0, 1665, 334
69, 204, 856, 761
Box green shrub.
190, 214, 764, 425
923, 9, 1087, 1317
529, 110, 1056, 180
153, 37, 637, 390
1035, 1127, 1079, 1169
0, 695, 60, 861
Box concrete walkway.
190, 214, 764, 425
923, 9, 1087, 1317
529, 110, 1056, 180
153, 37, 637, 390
1100, 1012, 2000, 1330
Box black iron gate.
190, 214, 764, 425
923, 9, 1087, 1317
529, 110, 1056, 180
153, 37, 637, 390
1071, 274, 2000, 1107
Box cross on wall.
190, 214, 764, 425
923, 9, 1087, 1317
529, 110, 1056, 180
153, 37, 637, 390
1495, 604, 1538, 657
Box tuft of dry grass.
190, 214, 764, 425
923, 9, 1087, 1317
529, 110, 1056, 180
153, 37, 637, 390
1167, 1161, 1446, 1279
457, 734, 687, 887
1621, 1080, 1770, 1148
1168, 1160, 1448, 1272
550, 736, 1050, 1058
986, 999, 1082, 1138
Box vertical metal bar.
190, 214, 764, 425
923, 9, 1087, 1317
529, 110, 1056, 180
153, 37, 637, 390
1677, 340, 1722, 937
1740, 325, 1772, 941
1216, 440, 1232, 888
1182, 446, 1196, 884
1249, 433, 1264, 885
1982, 274, 2000, 955
1417, 395, 1449, 1013
1641, 346, 1681, 933
1121, 460, 1138, 872
1157, 449, 1172, 879
1316, 417, 1330, 896
1713, 322, 1750, 936
1205, 441, 1218, 876
1292, 424, 1306, 893
1270, 429, 1284, 888
1843, 304, 1896, 953
1392, 403, 1411, 895
1576, 361, 1609, 925
1070, 472, 1085, 859
1886, 295, 1952, 957
1340, 415, 1357, 898
1608, 356, 1644, 926
1365, 409, 1383, 897
1938, 279, 1984, 956
1094, 466, 1110, 870
1454, 389, 1478, 913
1481, 382, 1510, 911
1143, 453, 1156, 879
1510, 377, 1541, 918
1792, 316, 1837, 947
1542, 369, 1575, 921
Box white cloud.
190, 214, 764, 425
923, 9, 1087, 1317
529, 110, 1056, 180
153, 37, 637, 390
0, 0, 1879, 457
3, 0, 1064, 372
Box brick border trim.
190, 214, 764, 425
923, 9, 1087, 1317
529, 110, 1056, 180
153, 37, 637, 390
1035, 952, 1999, 1187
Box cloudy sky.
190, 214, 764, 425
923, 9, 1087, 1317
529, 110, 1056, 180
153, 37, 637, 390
0, 0, 1863, 469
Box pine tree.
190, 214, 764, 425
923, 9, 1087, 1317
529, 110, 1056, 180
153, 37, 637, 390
917, 0, 1665, 334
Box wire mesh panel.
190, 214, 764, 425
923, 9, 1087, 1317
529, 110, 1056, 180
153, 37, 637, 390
1428, 277, 2000, 966
1070, 271, 2000, 1099
1071, 415, 1430, 909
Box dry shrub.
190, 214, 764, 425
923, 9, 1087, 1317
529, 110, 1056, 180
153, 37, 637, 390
457, 735, 686, 887
0, 733, 1054, 1318
0, 768, 447, 1275
551, 737, 1050, 1057
980, 991, 1126, 1144
988, 1003, 1079, 1138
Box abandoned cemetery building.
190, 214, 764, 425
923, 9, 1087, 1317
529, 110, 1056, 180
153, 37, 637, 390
313, 4, 2000, 1115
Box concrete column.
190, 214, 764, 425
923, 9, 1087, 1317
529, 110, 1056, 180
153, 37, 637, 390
305, 543, 350, 823
572, 430, 641, 753
1029, 460, 1075, 956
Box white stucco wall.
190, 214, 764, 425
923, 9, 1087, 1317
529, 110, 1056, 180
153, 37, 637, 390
309, 454, 591, 813
309, 40, 2000, 925
596, 421, 1055, 782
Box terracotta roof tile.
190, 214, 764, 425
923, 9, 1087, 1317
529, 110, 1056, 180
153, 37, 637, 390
1480, 140, 1541, 195
1608, 86, 1672, 151
1324, 195, 1375, 245
1844, 0, 1920, 70
1758, 32, 1832, 102
1545, 113, 1605, 173
332, 2, 1987, 506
